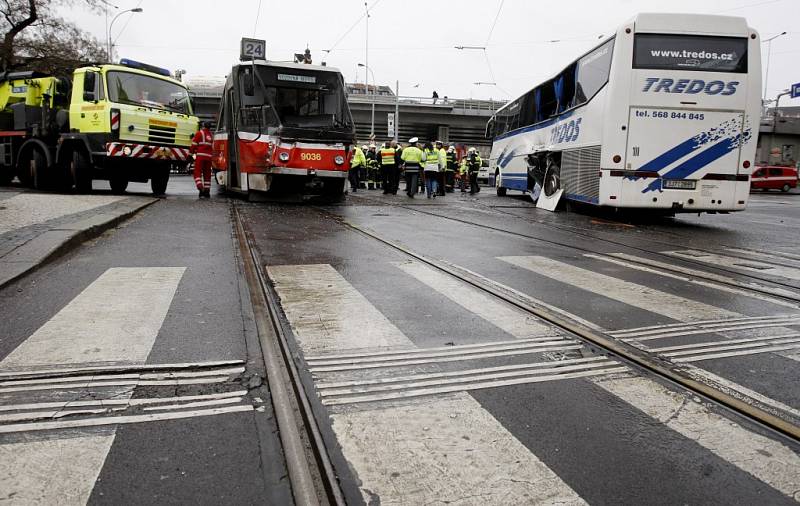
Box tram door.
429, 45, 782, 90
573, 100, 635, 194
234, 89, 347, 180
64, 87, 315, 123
226, 87, 240, 189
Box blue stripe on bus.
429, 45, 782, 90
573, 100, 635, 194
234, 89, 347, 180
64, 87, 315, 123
642, 131, 749, 193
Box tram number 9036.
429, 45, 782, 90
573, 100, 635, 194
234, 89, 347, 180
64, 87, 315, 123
300, 152, 322, 161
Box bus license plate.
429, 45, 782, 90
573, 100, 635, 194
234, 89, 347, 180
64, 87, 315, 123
663, 179, 696, 190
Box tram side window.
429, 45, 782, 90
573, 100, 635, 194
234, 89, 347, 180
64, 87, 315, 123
216, 89, 228, 132
574, 38, 614, 106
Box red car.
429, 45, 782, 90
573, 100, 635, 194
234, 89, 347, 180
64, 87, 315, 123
751, 165, 798, 192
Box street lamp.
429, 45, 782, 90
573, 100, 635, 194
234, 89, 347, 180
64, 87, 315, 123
107, 7, 143, 62
358, 63, 376, 138
762, 31, 786, 101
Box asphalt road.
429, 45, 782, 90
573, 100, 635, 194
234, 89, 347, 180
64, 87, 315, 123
1, 175, 798, 504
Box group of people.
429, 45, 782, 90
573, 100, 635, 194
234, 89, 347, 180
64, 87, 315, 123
348, 138, 483, 199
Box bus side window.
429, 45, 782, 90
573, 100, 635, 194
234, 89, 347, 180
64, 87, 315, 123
574, 38, 614, 107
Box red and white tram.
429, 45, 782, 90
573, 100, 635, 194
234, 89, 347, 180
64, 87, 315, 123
212, 60, 355, 197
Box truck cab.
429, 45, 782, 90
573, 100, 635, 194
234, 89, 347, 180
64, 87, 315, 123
0, 59, 198, 195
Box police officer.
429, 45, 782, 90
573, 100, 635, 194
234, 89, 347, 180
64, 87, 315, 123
467, 147, 483, 195
423, 141, 444, 198
400, 137, 423, 198
349, 144, 366, 193
379, 140, 397, 194
444, 145, 457, 193
190, 121, 214, 198
459, 155, 468, 192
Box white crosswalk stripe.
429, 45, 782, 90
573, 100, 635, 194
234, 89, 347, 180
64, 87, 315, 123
500, 255, 740, 321
268, 263, 587, 505
272, 262, 800, 503
0, 267, 253, 504
667, 249, 800, 281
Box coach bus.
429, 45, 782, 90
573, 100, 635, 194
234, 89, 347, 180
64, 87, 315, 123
488, 13, 761, 213
212, 60, 355, 198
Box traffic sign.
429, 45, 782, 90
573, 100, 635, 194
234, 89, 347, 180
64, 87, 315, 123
792, 82, 800, 99
240, 38, 266, 61
387, 113, 395, 137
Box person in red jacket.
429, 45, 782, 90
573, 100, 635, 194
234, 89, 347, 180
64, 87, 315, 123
190, 121, 213, 198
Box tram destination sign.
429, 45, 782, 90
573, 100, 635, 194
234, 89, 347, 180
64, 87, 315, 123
277, 74, 317, 84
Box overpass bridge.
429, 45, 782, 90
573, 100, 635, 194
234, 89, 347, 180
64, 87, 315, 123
188, 80, 505, 155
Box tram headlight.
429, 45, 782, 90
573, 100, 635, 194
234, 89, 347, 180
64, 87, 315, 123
279, 151, 290, 162
334, 155, 345, 165
122, 146, 132, 156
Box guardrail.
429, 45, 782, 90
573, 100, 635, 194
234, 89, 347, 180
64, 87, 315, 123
346, 93, 506, 114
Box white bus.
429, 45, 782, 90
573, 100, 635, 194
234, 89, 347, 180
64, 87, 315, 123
488, 13, 761, 213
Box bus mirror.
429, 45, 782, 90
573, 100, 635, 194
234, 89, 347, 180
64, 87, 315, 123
83, 90, 96, 102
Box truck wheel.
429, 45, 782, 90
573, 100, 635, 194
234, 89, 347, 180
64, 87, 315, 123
29, 148, 49, 190
150, 169, 169, 196
110, 176, 129, 194
781, 184, 790, 193
0, 166, 11, 185
71, 149, 92, 193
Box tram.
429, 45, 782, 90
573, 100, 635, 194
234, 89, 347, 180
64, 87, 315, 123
212, 59, 355, 197
488, 13, 761, 213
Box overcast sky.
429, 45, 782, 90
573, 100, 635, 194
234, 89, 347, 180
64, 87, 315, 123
67, 0, 798, 103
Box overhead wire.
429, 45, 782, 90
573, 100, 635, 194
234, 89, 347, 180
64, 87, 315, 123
481, 0, 511, 97
112, 0, 144, 45
253, 0, 263, 36
323, 0, 384, 60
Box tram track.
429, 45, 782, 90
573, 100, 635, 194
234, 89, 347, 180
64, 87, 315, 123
311, 202, 800, 444
232, 203, 347, 506
345, 193, 800, 306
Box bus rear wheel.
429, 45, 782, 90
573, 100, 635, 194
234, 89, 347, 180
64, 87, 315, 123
495, 171, 506, 196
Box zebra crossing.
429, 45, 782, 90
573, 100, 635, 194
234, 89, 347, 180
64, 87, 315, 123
0, 267, 254, 505
269, 260, 800, 504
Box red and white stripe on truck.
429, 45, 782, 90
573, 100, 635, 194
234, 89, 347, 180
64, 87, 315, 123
106, 142, 191, 161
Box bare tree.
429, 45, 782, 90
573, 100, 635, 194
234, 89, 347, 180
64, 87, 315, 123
1, 0, 104, 74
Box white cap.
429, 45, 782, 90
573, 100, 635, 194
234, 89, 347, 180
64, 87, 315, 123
408, 137, 419, 143
448, 146, 455, 152
468, 147, 476, 152
369, 144, 376, 149
362, 145, 369, 150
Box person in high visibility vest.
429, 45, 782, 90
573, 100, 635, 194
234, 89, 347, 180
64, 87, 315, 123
423, 141, 444, 198
459, 156, 469, 192
379, 140, 397, 195
435, 140, 447, 196
360, 145, 370, 189
445, 145, 457, 193
366, 144, 380, 190
349, 144, 366, 193
467, 147, 483, 195
400, 137, 423, 198
190, 121, 214, 198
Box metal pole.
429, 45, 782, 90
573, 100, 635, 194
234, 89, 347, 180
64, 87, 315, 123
394, 80, 399, 142
763, 39, 772, 102
365, 2, 373, 138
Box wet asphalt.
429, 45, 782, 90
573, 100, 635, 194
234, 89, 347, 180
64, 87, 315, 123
1, 175, 798, 504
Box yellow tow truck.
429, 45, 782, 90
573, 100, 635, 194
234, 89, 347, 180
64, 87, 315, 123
0, 59, 198, 194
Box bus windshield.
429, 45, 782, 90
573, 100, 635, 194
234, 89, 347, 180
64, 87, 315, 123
106, 71, 192, 114
633, 34, 748, 73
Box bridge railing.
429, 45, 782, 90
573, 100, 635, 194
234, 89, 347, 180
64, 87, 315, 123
347, 93, 506, 114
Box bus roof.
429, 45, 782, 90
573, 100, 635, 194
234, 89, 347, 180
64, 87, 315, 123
630, 12, 750, 36
491, 12, 753, 118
